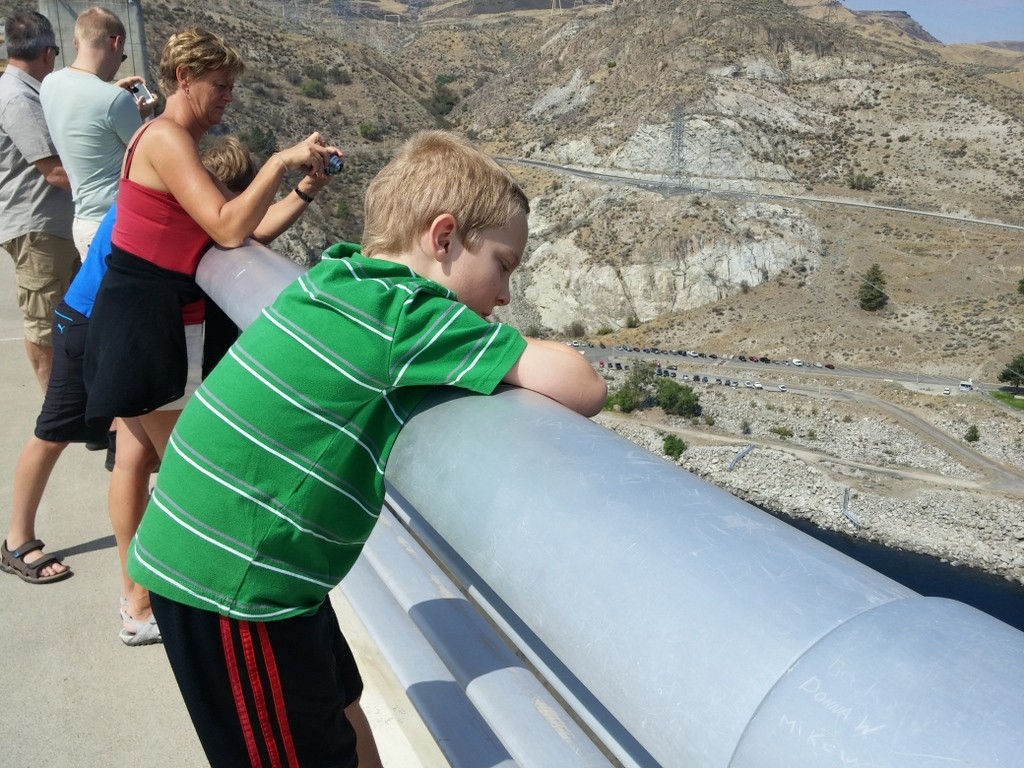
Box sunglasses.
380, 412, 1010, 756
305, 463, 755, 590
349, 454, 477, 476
109, 35, 128, 63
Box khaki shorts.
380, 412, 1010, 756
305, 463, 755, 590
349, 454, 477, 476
3, 232, 81, 346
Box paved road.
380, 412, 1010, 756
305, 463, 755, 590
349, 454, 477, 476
501, 156, 1024, 232
587, 346, 1024, 496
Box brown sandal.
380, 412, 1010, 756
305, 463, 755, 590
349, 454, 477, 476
1, 539, 73, 584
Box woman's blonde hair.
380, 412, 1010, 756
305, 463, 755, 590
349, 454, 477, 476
200, 135, 257, 193
362, 131, 529, 258
158, 27, 244, 95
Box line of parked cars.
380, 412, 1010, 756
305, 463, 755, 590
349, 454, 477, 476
608, 344, 835, 369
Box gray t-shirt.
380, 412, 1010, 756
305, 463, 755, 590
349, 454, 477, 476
0, 66, 74, 243
40, 67, 141, 222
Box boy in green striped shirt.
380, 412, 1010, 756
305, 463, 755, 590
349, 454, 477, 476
127, 130, 606, 767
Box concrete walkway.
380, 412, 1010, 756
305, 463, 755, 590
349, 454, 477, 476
0, 254, 448, 767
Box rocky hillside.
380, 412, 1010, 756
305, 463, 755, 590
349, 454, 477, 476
123, 0, 1024, 381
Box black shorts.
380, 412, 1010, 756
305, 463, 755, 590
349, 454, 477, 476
34, 302, 109, 443
150, 593, 363, 768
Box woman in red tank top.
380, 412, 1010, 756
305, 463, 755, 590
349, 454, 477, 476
85, 28, 344, 651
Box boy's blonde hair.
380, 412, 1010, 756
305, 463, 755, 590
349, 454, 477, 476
158, 26, 244, 95
362, 131, 529, 258
74, 7, 125, 48
200, 135, 256, 193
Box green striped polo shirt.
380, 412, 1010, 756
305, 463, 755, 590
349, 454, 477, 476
127, 245, 527, 620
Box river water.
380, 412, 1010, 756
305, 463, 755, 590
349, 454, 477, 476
765, 509, 1024, 633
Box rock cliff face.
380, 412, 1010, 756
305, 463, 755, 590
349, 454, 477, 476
448, 0, 1023, 339
135, 0, 1023, 373
505, 192, 822, 332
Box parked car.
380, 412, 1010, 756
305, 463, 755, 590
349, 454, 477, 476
778, 384, 788, 392
744, 381, 753, 388
753, 382, 763, 389
824, 363, 835, 370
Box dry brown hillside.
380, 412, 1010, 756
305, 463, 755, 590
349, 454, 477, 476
124, 0, 1024, 380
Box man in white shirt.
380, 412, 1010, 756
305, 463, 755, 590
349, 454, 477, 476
40, 6, 153, 257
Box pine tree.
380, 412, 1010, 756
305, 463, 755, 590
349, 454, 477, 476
858, 263, 888, 311
997, 353, 1024, 390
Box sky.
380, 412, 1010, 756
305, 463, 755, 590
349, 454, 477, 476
839, 0, 1024, 44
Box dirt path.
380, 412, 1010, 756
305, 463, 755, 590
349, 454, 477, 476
603, 396, 1024, 499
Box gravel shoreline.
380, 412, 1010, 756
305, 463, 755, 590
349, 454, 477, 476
593, 375, 1024, 586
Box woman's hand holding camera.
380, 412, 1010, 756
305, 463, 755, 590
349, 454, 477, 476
275, 133, 343, 178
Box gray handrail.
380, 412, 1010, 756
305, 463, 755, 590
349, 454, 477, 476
197, 244, 1024, 768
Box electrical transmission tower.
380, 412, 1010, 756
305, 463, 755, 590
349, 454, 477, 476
669, 99, 687, 190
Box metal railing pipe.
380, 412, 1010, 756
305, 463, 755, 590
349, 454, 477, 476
197, 243, 1024, 768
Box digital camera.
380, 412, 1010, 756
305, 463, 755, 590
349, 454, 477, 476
130, 82, 158, 108
325, 154, 344, 175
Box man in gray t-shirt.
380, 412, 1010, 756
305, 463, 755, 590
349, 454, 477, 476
40, 6, 152, 257
0, 10, 79, 392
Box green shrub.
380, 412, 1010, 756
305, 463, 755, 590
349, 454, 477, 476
423, 83, 458, 117
566, 320, 586, 338
858, 263, 888, 311
998, 352, 1024, 389
655, 380, 701, 417
300, 79, 328, 99
663, 434, 687, 460
769, 425, 794, 439
605, 363, 656, 413
328, 65, 352, 85
965, 424, 980, 443
359, 122, 382, 141
848, 173, 877, 191
237, 125, 277, 161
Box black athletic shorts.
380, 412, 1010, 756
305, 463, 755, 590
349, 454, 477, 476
151, 593, 363, 768
34, 302, 109, 443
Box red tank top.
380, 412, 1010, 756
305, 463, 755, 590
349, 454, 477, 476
112, 122, 213, 324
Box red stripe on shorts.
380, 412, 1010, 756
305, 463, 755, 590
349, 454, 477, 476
239, 620, 282, 768
257, 621, 300, 767
220, 615, 263, 766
